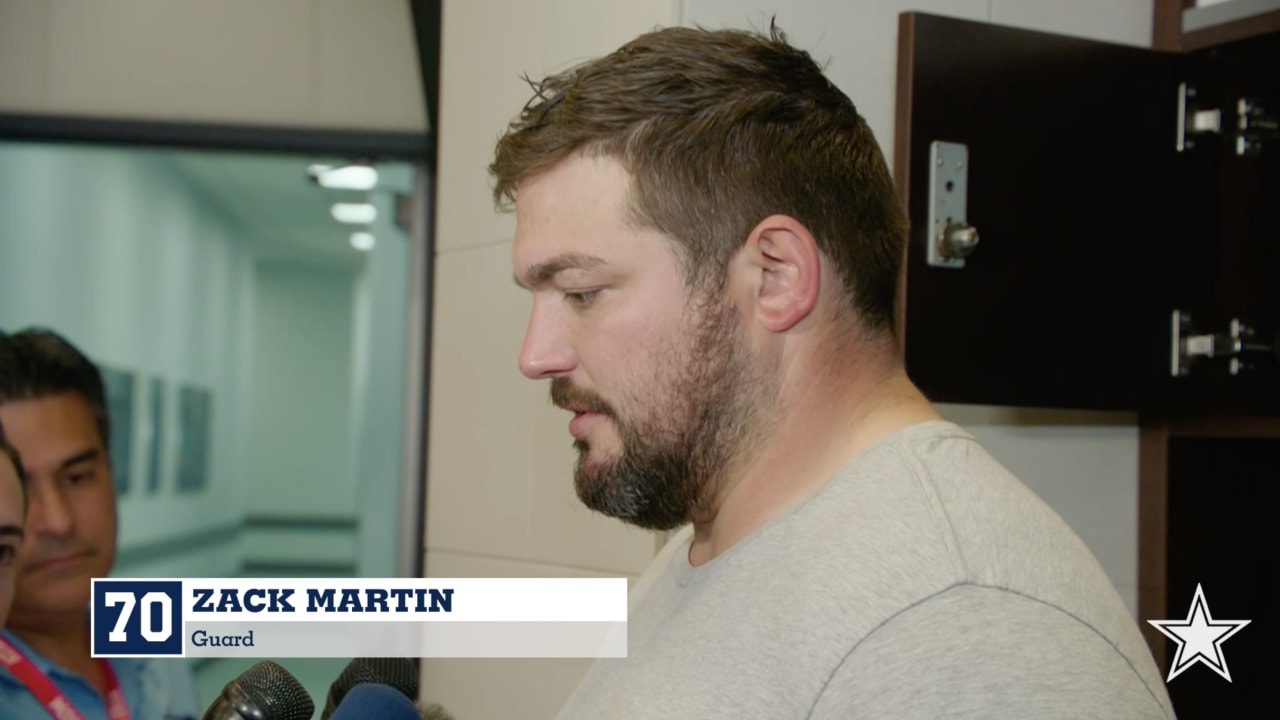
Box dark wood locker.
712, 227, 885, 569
894, 14, 1186, 411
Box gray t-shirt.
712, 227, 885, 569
557, 421, 1174, 719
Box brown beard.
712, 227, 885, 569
550, 296, 775, 530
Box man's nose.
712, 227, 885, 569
518, 306, 576, 379
29, 484, 74, 537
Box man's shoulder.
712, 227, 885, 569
810, 584, 1174, 719
821, 419, 1104, 581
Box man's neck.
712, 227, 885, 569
688, 344, 940, 565
7, 613, 104, 690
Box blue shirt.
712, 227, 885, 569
0, 629, 200, 720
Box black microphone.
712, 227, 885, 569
325, 684, 422, 720
320, 657, 419, 720
200, 660, 315, 720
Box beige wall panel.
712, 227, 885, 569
46, 0, 313, 124
427, 242, 538, 558
0, 0, 50, 109
314, 0, 427, 130
0, 0, 426, 130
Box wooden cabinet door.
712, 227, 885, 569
1165, 32, 1280, 415
895, 13, 1190, 410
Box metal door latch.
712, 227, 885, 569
927, 141, 979, 269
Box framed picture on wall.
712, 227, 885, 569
99, 366, 134, 496
144, 377, 165, 495
176, 385, 211, 493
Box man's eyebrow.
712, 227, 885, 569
513, 253, 607, 289
0, 524, 22, 539
57, 448, 100, 472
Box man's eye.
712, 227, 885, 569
0, 545, 17, 565
565, 290, 600, 307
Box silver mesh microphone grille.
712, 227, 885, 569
238, 660, 316, 720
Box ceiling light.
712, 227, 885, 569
350, 232, 376, 252
312, 164, 378, 190
331, 202, 377, 224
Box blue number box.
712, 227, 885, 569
91, 580, 185, 657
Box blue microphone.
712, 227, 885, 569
326, 683, 426, 720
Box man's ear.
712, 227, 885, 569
739, 214, 821, 333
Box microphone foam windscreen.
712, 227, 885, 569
236, 661, 315, 720
328, 684, 421, 720
335, 657, 419, 703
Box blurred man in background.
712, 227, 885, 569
0, 422, 25, 628
0, 329, 199, 720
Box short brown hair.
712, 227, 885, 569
0, 328, 110, 450
491, 24, 907, 333
0, 421, 26, 492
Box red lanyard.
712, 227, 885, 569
0, 637, 130, 720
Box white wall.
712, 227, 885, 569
0, 0, 426, 131
243, 262, 357, 516
0, 142, 253, 576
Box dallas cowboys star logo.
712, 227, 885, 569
1148, 583, 1250, 682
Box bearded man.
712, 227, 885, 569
495, 25, 1173, 720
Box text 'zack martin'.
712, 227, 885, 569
191, 587, 455, 614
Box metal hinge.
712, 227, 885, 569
1176, 83, 1220, 152
1236, 98, 1278, 156
1172, 310, 1279, 377
1178, 83, 1277, 156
